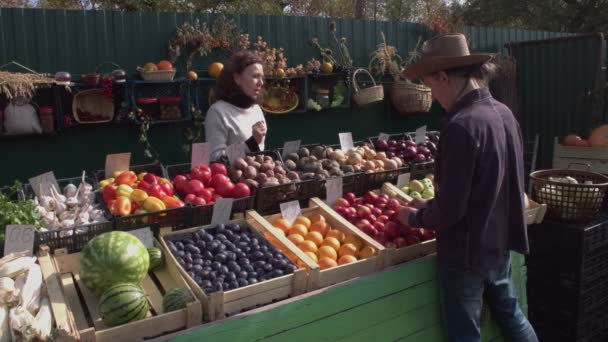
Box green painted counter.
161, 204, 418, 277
158, 252, 527, 342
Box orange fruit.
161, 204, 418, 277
273, 218, 291, 233
310, 221, 329, 237
306, 231, 324, 247
318, 245, 338, 261
344, 235, 364, 250
294, 216, 312, 228
209, 62, 224, 79
157, 60, 173, 71
288, 224, 308, 237
304, 251, 318, 263
322, 237, 341, 251
318, 257, 338, 270
273, 227, 286, 237
338, 255, 358, 265
359, 246, 376, 259
287, 234, 305, 245
298, 240, 318, 254
338, 243, 359, 258
310, 213, 326, 224
326, 229, 346, 243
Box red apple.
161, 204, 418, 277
361, 225, 378, 237
215, 181, 235, 198
385, 222, 399, 239
191, 197, 207, 206
335, 198, 351, 208
210, 162, 227, 176
365, 204, 375, 210
191, 166, 212, 185
347, 216, 359, 224
209, 174, 230, 189
394, 237, 407, 248
387, 198, 401, 210
346, 207, 357, 218
335, 206, 348, 217
184, 180, 204, 196
405, 235, 420, 245
363, 191, 379, 205
420, 229, 435, 241
184, 194, 196, 203
379, 193, 390, 201
376, 203, 387, 210
373, 221, 385, 233
355, 198, 365, 205
383, 210, 396, 219
367, 214, 377, 223
232, 182, 251, 198
357, 206, 372, 219
172, 175, 188, 193
344, 192, 357, 205
371, 207, 383, 218
374, 197, 388, 207
197, 188, 213, 203
377, 215, 389, 223
356, 219, 371, 228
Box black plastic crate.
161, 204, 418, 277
411, 160, 435, 180
95, 162, 166, 181
362, 165, 411, 192
254, 179, 321, 215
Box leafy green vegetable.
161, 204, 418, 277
0, 181, 41, 241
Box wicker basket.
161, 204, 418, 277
72, 89, 114, 124
390, 80, 432, 114
352, 69, 384, 107
137, 67, 176, 81
530, 167, 608, 222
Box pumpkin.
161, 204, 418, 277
588, 125, 608, 147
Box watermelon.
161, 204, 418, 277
162, 288, 194, 313
147, 247, 163, 272
80, 231, 150, 295
99, 283, 149, 327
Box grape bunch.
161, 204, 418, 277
101, 76, 114, 100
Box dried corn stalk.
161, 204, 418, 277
0, 71, 57, 101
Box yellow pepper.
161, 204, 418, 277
143, 196, 166, 212
137, 172, 148, 182
116, 184, 134, 198
130, 189, 148, 205
112, 170, 126, 178
98, 178, 114, 190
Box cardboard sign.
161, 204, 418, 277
282, 140, 301, 159
191, 142, 211, 170
129, 227, 154, 248
29, 171, 60, 198
326, 177, 343, 207
4, 225, 35, 256
226, 142, 246, 166
378, 133, 390, 141
339, 132, 354, 152
211, 198, 234, 225
414, 126, 427, 145
397, 173, 411, 189
280, 200, 302, 226
105, 153, 131, 178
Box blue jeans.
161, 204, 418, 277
437, 254, 538, 342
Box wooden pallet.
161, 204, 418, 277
248, 197, 388, 291
38, 241, 202, 342
158, 220, 308, 322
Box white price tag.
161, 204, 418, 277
326, 177, 343, 207
4, 225, 35, 256
29, 171, 60, 198
226, 142, 246, 166
415, 126, 427, 145
211, 198, 234, 225
105, 153, 131, 178
378, 133, 390, 141
339, 132, 354, 152
282, 140, 301, 159
397, 173, 411, 189
129, 227, 154, 248
280, 200, 302, 226
191, 143, 211, 170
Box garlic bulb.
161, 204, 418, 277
50, 185, 66, 203
58, 211, 75, 222
60, 219, 75, 228
90, 209, 104, 221
35, 206, 47, 217
63, 183, 77, 197
80, 170, 93, 192
0, 277, 15, 305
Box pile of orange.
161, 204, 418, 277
272, 214, 377, 270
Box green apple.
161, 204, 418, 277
422, 189, 435, 199
409, 180, 425, 193
400, 186, 410, 194
422, 178, 434, 191
410, 191, 422, 199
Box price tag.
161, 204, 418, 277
280, 200, 302, 226
378, 133, 390, 141
191, 142, 211, 170
211, 198, 234, 225
29, 171, 60, 198
414, 126, 427, 145
226, 142, 246, 166
129, 227, 154, 248
397, 173, 411, 188
339, 132, 354, 152
4, 225, 35, 256
281, 140, 301, 159
326, 177, 343, 207
105, 153, 131, 178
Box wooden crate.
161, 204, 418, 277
158, 220, 308, 322
526, 198, 547, 225
553, 137, 608, 174
247, 197, 388, 291
38, 241, 202, 342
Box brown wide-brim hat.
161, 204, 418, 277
403, 33, 493, 80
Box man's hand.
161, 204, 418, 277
252, 121, 267, 144
409, 197, 429, 209
398, 206, 418, 226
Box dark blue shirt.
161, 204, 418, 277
410, 88, 529, 274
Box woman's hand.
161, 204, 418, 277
252, 121, 267, 144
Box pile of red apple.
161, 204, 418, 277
332, 191, 435, 248
171, 163, 251, 206
373, 133, 438, 164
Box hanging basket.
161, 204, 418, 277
351, 69, 384, 107
72, 89, 114, 124
80, 61, 123, 85
390, 80, 432, 114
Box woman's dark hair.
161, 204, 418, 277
214, 50, 264, 108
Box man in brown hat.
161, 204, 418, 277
398, 33, 538, 342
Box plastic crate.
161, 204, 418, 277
128, 79, 192, 124
362, 165, 411, 192
411, 160, 435, 180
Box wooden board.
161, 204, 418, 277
158, 220, 309, 322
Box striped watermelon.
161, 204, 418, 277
162, 288, 194, 313
80, 231, 150, 295
99, 283, 149, 327
147, 247, 163, 272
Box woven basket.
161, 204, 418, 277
530, 166, 608, 222
137, 67, 176, 81
390, 80, 432, 114
352, 69, 384, 107
72, 89, 114, 124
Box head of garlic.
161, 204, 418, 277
63, 183, 78, 197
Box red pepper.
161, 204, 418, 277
143, 173, 158, 185
130, 201, 140, 214
138, 180, 151, 191
102, 184, 117, 204
146, 184, 166, 199
160, 183, 174, 197
162, 196, 184, 209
